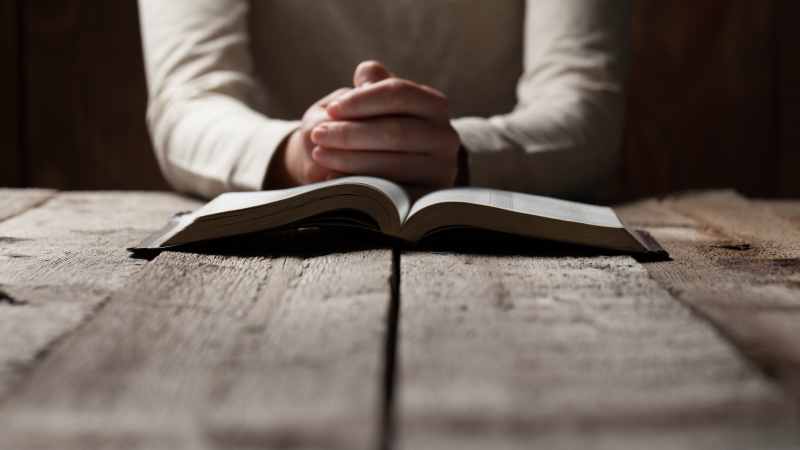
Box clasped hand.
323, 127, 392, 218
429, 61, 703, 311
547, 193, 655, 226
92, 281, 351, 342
272, 61, 461, 188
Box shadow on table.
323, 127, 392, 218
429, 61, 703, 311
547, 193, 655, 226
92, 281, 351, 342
142, 227, 386, 259
134, 226, 666, 263
414, 229, 668, 262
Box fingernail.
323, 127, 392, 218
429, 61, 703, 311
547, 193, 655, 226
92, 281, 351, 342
326, 101, 341, 114
311, 126, 328, 144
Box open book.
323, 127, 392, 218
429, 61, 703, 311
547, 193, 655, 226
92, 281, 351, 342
131, 176, 665, 255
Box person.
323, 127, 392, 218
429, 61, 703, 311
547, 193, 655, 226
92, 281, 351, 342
138, 0, 630, 200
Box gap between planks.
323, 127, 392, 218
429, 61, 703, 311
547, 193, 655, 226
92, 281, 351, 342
380, 247, 401, 450
395, 193, 800, 450
0, 243, 396, 450
3, 190, 799, 449
0, 191, 401, 450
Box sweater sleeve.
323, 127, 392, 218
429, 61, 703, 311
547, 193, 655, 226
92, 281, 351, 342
452, 0, 631, 199
138, 0, 298, 198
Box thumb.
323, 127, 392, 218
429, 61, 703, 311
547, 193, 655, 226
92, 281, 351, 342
353, 60, 392, 88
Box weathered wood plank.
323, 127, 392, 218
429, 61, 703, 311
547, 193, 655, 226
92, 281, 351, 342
0, 189, 56, 222
620, 192, 800, 403
0, 242, 393, 449
397, 247, 799, 449
0, 191, 200, 399
765, 200, 800, 230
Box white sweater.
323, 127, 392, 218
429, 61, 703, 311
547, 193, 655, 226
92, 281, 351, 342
138, 0, 630, 199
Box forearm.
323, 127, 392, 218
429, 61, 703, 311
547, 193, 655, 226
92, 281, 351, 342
147, 94, 297, 198
452, 0, 630, 199
139, 0, 301, 198
452, 90, 625, 198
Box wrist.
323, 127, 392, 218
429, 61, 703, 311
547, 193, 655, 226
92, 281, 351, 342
265, 130, 301, 189
455, 145, 470, 186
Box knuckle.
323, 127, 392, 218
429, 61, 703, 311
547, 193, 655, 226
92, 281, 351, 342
383, 78, 409, 95
384, 80, 414, 110
424, 87, 450, 116
429, 94, 449, 117
336, 124, 352, 146
359, 60, 384, 72
333, 87, 351, 97
438, 95, 450, 113
355, 61, 389, 87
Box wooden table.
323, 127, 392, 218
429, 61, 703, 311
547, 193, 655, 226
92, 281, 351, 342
0, 189, 798, 449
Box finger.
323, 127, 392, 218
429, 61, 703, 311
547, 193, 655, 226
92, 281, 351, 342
303, 88, 352, 129
324, 170, 348, 181
301, 158, 345, 184
303, 106, 333, 129
317, 87, 352, 107
302, 88, 351, 128
310, 118, 458, 154
353, 60, 392, 88
311, 146, 454, 187
327, 78, 449, 122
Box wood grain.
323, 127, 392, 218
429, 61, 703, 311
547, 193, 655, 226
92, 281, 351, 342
397, 247, 799, 448
620, 192, 800, 402
777, 0, 800, 196
0, 0, 21, 187
0, 191, 199, 399
0, 189, 56, 222
0, 243, 393, 449
622, 0, 779, 198
22, 0, 166, 190
765, 200, 800, 229
2, 189, 799, 448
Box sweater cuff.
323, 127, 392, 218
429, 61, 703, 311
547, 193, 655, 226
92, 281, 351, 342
451, 117, 512, 188
231, 119, 300, 191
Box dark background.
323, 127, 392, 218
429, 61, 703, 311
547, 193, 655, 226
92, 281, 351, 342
2, 0, 798, 199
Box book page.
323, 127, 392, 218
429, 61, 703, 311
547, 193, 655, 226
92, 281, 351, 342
194, 176, 411, 220
132, 177, 412, 250
407, 187, 623, 228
